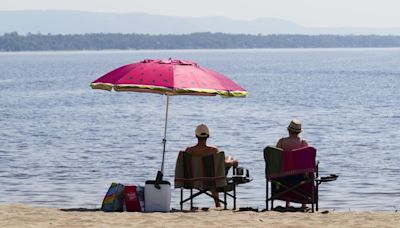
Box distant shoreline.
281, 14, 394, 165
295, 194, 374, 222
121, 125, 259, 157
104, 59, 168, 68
2, 47, 400, 54
1, 32, 400, 52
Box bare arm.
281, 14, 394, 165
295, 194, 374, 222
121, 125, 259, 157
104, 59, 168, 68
276, 138, 283, 149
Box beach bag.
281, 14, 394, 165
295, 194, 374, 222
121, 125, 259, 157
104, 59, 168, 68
101, 183, 125, 212
124, 185, 143, 212
136, 185, 145, 212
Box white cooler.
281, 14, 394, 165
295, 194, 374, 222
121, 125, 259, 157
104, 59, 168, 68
144, 180, 171, 212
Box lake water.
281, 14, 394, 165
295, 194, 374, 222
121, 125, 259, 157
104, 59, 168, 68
1, 49, 399, 211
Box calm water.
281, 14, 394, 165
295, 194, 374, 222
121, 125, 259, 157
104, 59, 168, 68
1, 49, 399, 211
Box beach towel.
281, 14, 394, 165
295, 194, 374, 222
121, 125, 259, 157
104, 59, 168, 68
124, 185, 143, 212
264, 146, 316, 179
264, 146, 317, 204
175, 151, 227, 189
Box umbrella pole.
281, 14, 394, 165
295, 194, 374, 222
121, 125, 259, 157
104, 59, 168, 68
155, 94, 169, 187
161, 94, 170, 174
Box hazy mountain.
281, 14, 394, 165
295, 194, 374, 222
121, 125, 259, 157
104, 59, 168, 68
1, 10, 400, 35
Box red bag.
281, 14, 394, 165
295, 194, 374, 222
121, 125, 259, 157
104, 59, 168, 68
124, 186, 142, 212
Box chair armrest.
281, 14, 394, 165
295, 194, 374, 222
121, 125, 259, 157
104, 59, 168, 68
316, 174, 338, 183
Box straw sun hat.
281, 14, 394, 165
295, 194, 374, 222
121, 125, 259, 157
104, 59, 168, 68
287, 119, 303, 133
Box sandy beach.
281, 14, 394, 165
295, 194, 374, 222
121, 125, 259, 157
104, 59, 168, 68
0, 205, 398, 228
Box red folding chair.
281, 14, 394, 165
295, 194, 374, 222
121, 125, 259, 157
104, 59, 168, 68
264, 146, 337, 212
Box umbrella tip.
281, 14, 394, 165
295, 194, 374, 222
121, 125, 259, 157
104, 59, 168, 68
141, 58, 199, 67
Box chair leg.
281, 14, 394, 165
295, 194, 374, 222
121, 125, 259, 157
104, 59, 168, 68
233, 184, 236, 210
266, 179, 269, 211
311, 179, 315, 213
180, 188, 183, 211
271, 199, 274, 210
181, 187, 242, 211
316, 185, 319, 211
190, 189, 193, 210
316, 165, 319, 211
224, 192, 227, 210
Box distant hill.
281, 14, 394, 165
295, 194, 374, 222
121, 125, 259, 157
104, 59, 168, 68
1, 10, 400, 35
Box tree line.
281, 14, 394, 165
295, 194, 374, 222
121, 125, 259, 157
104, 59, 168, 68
1, 32, 400, 51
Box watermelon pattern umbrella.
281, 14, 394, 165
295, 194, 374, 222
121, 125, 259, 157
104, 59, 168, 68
91, 59, 247, 179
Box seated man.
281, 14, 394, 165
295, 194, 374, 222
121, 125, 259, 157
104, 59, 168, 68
276, 119, 309, 209
185, 124, 238, 207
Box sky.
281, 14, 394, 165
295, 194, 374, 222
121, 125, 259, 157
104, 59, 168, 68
2, 0, 400, 27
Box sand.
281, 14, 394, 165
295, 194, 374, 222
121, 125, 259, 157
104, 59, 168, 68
0, 205, 398, 228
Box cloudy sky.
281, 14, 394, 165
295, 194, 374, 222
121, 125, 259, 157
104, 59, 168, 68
2, 0, 400, 27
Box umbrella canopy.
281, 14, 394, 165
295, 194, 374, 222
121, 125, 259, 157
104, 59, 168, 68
91, 59, 247, 97
91, 59, 247, 180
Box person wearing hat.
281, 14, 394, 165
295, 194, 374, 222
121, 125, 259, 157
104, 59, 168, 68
185, 124, 238, 207
276, 119, 308, 152
276, 119, 309, 209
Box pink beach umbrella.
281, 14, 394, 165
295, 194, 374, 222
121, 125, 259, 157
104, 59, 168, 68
91, 59, 247, 180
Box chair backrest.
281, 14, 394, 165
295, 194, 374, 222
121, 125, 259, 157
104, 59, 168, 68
175, 151, 227, 189
264, 146, 316, 179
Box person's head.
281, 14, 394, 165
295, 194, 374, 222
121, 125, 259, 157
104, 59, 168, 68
287, 119, 302, 136
195, 124, 209, 141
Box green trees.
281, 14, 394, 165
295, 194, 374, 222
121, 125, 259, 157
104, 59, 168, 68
1, 32, 400, 51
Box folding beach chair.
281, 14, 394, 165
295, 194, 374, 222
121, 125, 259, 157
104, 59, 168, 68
264, 146, 337, 212
174, 151, 238, 210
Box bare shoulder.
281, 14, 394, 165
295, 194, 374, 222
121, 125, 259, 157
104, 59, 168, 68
185, 146, 194, 153
301, 139, 309, 146
208, 145, 219, 154
276, 138, 283, 147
